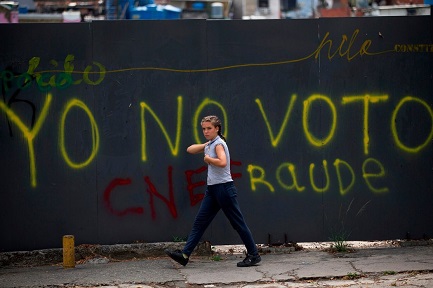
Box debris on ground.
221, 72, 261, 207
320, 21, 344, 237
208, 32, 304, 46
1, 239, 431, 268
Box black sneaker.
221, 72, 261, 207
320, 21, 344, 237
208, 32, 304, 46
237, 254, 261, 267
165, 249, 189, 266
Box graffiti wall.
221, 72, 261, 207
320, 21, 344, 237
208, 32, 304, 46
1, 17, 432, 252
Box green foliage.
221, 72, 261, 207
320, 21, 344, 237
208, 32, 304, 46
211, 254, 222, 261
327, 198, 371, 253
346, 272, 361, 279
330, 231, 350, 252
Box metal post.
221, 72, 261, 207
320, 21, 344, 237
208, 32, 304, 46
62, 235, 75, 268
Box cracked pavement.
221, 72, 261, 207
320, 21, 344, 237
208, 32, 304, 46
1, 244, 433, 287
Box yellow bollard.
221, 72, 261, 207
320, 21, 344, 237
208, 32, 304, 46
62, 235, 75, 268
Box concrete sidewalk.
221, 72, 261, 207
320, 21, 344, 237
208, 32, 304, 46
1, 244, 433, 288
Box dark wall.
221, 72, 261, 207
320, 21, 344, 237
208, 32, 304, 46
0, 17, 432, 252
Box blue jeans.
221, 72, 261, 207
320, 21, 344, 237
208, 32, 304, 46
183, 181, 258, 256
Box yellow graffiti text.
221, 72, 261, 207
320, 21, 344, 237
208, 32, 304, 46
311, 29, 392, 62
276, 162, 305, 192
58, 30, 392, 77
140, 96, 183, 161
303, 94, 337, 147
0, 94, 52, 187
247, 164, 275, 193
309, 160, 330, 193
391, 96, 433, 153
362, 158, 388, 193
247, 157, 388, 195
342, 95, 389, 155
394, 44, 433, 53
60, 99, 100, 169
255, 95, 297, 147
333, 158, 355, 196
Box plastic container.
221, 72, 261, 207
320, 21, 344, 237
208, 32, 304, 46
62, 11, 81, 22
192, 2, 205, 10
164, 4, 181, 19
210, 2, 224, 19
130, 4, 165, 19
146, 4, 165, 19
130, 6, 149, 19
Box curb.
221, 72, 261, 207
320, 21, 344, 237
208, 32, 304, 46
0, 241, 210, 267
1, 239, 431, 268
